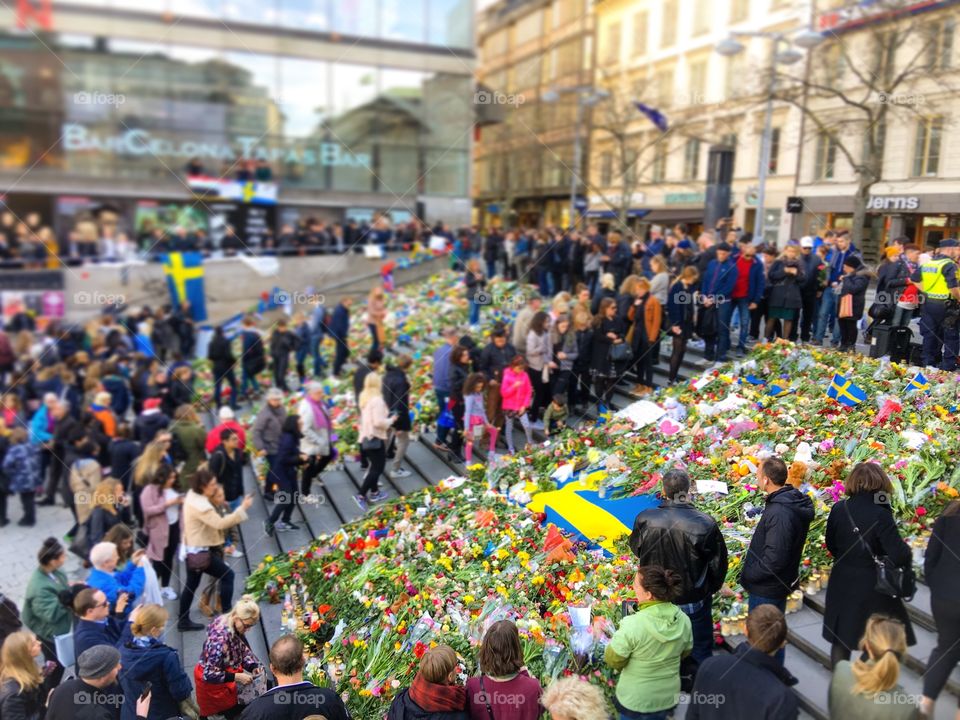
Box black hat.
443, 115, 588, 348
843, 255, 863, 271
77, 645, 121, 680
940, 238, 959, 249
716, 243, 733, 252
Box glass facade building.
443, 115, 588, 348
0, 1, 475, 234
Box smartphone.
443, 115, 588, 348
621, 600, 637, 617
139, 682, 152, 701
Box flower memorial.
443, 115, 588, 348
242, 266, 960, 716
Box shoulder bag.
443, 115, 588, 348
608, 342, 633, 364
843, 502, 916, 600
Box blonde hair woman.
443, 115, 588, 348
542, 676, 610, 720
87, 479, 125, 546
0, 630, 53, 720
355, 373, 396, 510
197, 596, 265, 717
118, 604, 193, 720
591, 272, 617, 315
829, 615, 914, 719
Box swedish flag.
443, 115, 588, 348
905, 372, 930, 393
744, 374, 765, 386
162, 252, 207, 322
827, 373, 867, 407
767, 383, 792, 397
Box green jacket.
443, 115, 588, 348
605, 600, 692, 713
172, 421, 207, 486
22, 568, 71, 641
828, 661, 921, 720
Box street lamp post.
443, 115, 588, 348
543, 86, 609, 230
715, 29, 822, 243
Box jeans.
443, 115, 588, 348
180, 552, 234, 623
677, 596, 714, 665
333, 340, 349, 376
435, 390, 451, 444
240, 367, 260, 397
747, 594, 787, 665
814, 286, 839, 344
368, 323, 380, 353
468, 299, 481, 325
214, 368, 239, 409
310, 333, 326, 376
359, 445, 386, 497
732, 298, 752, 350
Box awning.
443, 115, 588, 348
585, 209, 651, 219
643, 208, 706, 223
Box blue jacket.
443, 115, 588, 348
28, 406, 54, 445
100, 374, 131, 416
118, 638, 193, 720
433, 344, 453, 393
86, 563, 145, 613
329, 304, 350, 342
273, 431, 301, 492
74, 617, 131, 658
701, 258, 738, 302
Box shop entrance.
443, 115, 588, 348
918, 215, 960, 249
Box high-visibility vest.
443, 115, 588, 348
921, 256, 955, 300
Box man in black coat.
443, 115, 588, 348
740, 456, 814, 663
687, 605, 798, 719
382, 355, 413, 479
478, 325, 517, 382
239, 635, 350, 720
629, 468, 728, 664
209, 428, 245, 508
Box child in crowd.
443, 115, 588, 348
543, 394, 568, 437
499, 355, 534, 455
462, 373, 498, 464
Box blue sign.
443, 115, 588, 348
487, 204, 500, 214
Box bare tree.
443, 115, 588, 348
591, 72, 738, 229
774, 0, 959, 248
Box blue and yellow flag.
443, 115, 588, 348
744, 374, 766, 386
905, 372, 930, 393
827, 373, 867, 407
767, 383, 793, 397
162, 252, 207, 322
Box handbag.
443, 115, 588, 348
843, 502, 916, 600
608, 342, 633, 364
360, 436, 384, 452
193, 663, 238, 717
186, 550, 212, 573
437, 405, 455, 429
838, 293, 854, 319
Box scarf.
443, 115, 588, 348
305, 394, 330, 431
409, 673, 466, 713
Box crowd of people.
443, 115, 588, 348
0, 216, 958, 720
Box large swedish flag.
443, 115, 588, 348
905, 372, 930, 393
162, 252, 207, 321
827, 373, 867, 407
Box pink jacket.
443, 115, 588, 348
500, 367, 532, 412
140, 484, 171, 562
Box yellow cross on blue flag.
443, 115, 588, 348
767, 383, 792, 397
905, 372, 930, 393
827, 373, 867, 407
162, 252, 207, 321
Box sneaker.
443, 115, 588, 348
276, 521, 299, 532
391, 467, 413, 478
433, 441, 450, 452
736, 346, 746, 357
263, 520, 275, 535
17, 518, 35, 527
37, 497, 55, 507
225, 547, 244, 558
369, 490, 389, 502
353, 494, 369, 511
161, 587, 178, 600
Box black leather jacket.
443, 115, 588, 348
629, 499, 729, 604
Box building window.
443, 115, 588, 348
655, 67, 674, 106
652, 143, 667, 182
661, 0, 677, 48
693, 0, 711, 36
604, 21, 621, 65
927, 17, 955, 70
688, 59, 707, 104
683, 138, 700, 179
720, 132, 737, 149
913, 117, 943, 177
600, 152, 613, 186
632, 11, 648, 57
625, 149, 638, 185
725, 55, 745, 99
513, 9, 543, 47
767, 127, 780, 175
730, 0, 748, 23
815, 132, 838, 180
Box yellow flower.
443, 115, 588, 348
464, 594, 475, 603
425, 541, 434, 552
264, 555, 274, 563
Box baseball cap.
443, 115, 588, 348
800, 236, 814, 248
716, 243, 732, 252
940, 238, 959, 248
678, 239, 694, 250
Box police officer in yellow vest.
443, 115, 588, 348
919, 238, 960, 370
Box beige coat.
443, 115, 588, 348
182, 490, 247, 548
359, 395, 392, 442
